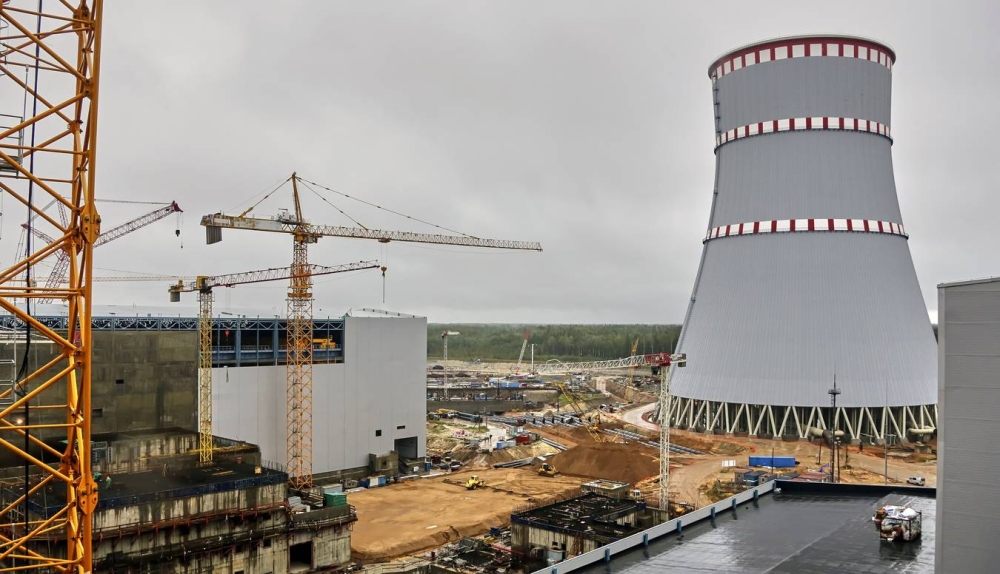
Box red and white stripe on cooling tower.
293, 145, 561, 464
715, 117, 891, 148
711, 39, 893, 80
704, 218, 908, 243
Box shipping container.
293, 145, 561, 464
324, 492, 348, 507
748, 455, 797, 468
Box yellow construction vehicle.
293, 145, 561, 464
465, 475, 486, 490
313, 338, 337, 350
538, 463, 559, 477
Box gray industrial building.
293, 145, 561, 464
0, 309, 428, 479
670, 35, 938, 443
936, 277, 1000, 573
214, 314, 428, 480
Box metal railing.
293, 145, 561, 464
0, 113, 24, 172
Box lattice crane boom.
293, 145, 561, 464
203, 213, 543, 251
203, 173, 542, 491
534, 352, 675, 374
20, 200, 182, 303
169, 261, 380, 463
93, 201, 181, 247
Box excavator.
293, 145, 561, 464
538, 463, 559, 477
465, 475, 486, 490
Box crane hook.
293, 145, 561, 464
381, 266, 388, 303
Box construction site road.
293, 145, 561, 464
619, 402, 658, 431
349, 468, 584, 563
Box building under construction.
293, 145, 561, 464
0, 309, 426, 571
510, 490, 664, 570
0, 427, 357, 572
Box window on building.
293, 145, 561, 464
93, 408, 103, 418
115, 378, 124, 385
396, 425, 405, 430
375, 429, 382, 437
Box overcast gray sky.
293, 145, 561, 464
5, 1, 999, 323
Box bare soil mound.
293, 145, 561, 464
549, 441, 660, 484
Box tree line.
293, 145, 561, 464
428, 324, 682, 362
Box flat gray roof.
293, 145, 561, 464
937, 276, 1000, 288
579, 491, 934, 573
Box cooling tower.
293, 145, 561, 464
669, 35, 938, 444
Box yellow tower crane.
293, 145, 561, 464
202, 173, 542, 490
167, 262, 380, 464
0, 1, 103, 569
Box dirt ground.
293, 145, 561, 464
350, 467, 584, 562
357, 414, 937, 563
549, 441, 660, 484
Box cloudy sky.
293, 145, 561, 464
4, 1, 998, 323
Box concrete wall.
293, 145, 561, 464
92, 480, 355, 573
214, 316, 427, 474
936, 278, 1000, 574
0, 330, 197, 441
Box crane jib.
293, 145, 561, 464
201, 213, 542, 251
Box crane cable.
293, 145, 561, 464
229, 174, 292, 218
297, 175, 479, 239
297, 178, 367, 229
14, 2, 45, 559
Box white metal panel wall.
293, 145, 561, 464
936, 278, 1000, 574
212, 316, 427, 474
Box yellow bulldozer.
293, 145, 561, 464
538, 463, 559, 477
465, 475, 486, 490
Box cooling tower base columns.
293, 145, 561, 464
665, 396, 937, 445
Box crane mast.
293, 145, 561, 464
286, 174, 317, 489
512, 330, 530, 374
203, 173, 541, 491
657, 353, 686, 510
441, 330, 459, 362
0, 2, 104, 570
169, 261, 380, 464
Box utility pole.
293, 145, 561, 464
530, 343, 535, 374
884, 431, 892, 485
828, 378, 841, 483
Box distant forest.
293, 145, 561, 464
427, 324, 683, 362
